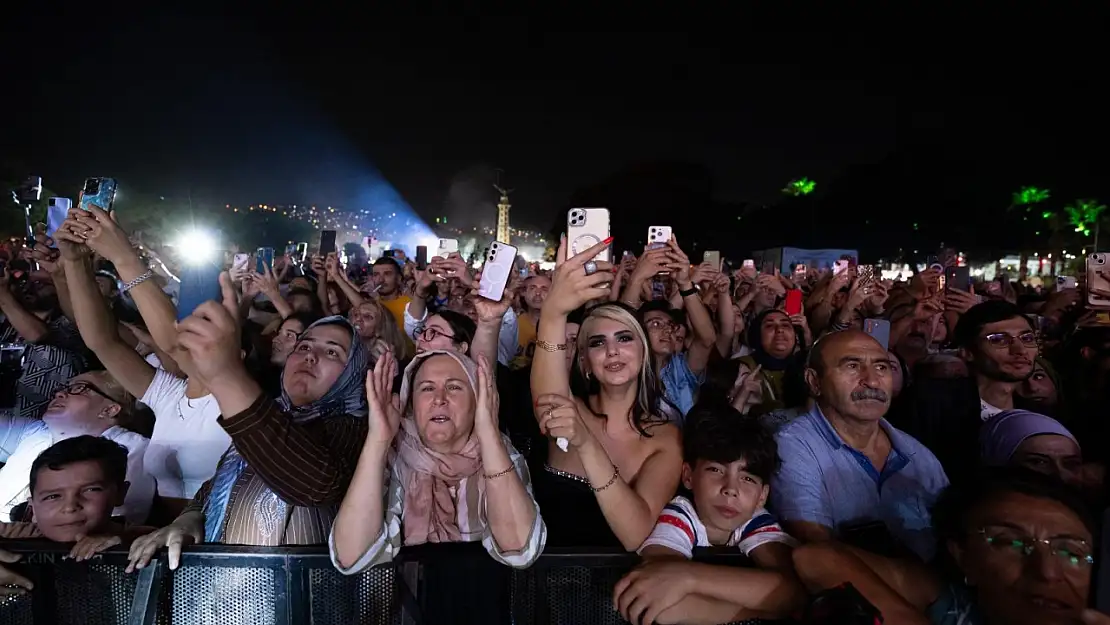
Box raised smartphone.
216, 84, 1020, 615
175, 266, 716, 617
256, 247, 275, 274
78, 177, 118, 212
46, 198, 71, 241
479, 241, 518, 301
567, 208, 611, 263
176, 260, 223, 321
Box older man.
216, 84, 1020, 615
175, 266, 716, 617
0, 371, 154, 523
770, 330, 947, 561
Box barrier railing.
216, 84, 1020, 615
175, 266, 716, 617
0, 541, 768, 625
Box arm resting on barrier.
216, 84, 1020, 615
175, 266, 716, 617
479, 433, 545, 568
219, 394, 367, 506
330, 441, 400, 574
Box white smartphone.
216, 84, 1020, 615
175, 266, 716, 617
232, 253, 250, 271
647, 225, 672, 250
479, 241, 518, 301
1088, 254, 1110, 308
1056, 276, 1077, 290
567, 208, 611, 263
435, 238, 459, 259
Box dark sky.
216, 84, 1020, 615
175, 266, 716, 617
6, 8, 1109, 239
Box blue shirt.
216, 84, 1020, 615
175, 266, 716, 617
769, 404, 949, 561
660, 352, 704, 421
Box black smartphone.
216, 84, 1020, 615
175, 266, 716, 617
945, 265, 971, 292
415, 245, 428, 270
319, 230, 337, 256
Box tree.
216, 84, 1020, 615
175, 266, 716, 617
782, 177, 816, 197
1063, 198, 1107, 249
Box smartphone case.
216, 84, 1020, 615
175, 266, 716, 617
479, 242, 517, 301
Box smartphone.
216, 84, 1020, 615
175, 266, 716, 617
256, 247, 274, 274
784, 289, 803, 316
285, 244, 297, 258
858, 264, 876, 287
761, 261, 776, 276
176, 260, 224, 321
77, 177, 118, 212
436, 238, 459, 259
479, 241, 518, 301
742, 259, 755, 270
926, 254, 943, 272
651, 278, 666, 300
295, 242, 308, 263
703, 250, 721, 270
1087, 254, 1110, 308
18, 176, 43, 203
319, 230, 337, 256
1056, 276, 1077, 290
863, 318, 892, 351
793, 264, 807, 280
415, 245, 428, 270
833, 260, 849, 276
944, 265, 971, 292
46, 198, 71, 241
646, 225, 672, 251
232, 253, 249, 272
567, 208, 611, 263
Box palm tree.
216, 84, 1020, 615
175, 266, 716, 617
1063, 198, 1107, 249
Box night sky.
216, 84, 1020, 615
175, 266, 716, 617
6, 7, 1110, 254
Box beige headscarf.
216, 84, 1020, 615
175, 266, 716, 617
395, 349, 487, 545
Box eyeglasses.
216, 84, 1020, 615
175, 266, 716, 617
64, 381, 116, 403
977, 526, 1094, 569
982, 331, 1038, 349
413, 326, 456, 343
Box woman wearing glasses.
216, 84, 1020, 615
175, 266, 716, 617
793, 468, 1102, 624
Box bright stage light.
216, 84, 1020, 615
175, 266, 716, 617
174, 229, 218, 265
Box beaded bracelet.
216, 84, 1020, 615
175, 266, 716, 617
120, 270, 155, 294
483, 464, 515, 480
535, 339, 567, 352
590, 465, 620, 492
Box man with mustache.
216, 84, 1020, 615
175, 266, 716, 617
769, 330, 948, 562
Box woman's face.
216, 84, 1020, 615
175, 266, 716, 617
282, 324, 352, 406
581, 316, 643, 388
760, 312, 795, 359
270, 318, 306, 365
348, 302, 381, 339
1012, 435, 1083, 486
952, 492, 1092, 625
417, 315, 463, 353
290, 277, 312, 291
289, 293, 315, 314
412, 355, 475, 452
1018, 364, 1058, 408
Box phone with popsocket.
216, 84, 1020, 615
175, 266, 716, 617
1087, 253, 1110, 308
478, 241, 518, 301
567, 208, 611, 263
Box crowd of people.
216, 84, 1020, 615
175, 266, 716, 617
0, 202, 1108, 625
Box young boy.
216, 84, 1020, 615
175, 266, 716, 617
614, 408, 806, 624
25, 436, 151, 560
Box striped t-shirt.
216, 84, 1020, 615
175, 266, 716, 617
638, 495, 795, 558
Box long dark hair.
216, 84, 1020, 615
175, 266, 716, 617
569, 302, 675, 437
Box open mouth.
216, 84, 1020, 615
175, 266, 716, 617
604, 362, 626, 372
1026, 595, 1073, 611
429, 415, 451, 424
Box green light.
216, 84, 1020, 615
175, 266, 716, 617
913, 223, 919, 230
782, 177, 816, 196
1013, 186, 1051, 206
1042, 211, 1053, 219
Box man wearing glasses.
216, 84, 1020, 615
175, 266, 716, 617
0, 371, 154, 523
951, 300, 1040, 422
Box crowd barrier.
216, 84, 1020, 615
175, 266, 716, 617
0, 541, 774, 625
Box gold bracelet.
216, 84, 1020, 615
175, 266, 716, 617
483, 464, 515, 479
590, 465, 621, 492
536, 339, 568, 352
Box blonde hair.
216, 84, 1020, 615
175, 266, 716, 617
574, 303, 670, 434
360, 299, 412, 361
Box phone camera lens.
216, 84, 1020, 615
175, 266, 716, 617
84, 180, 100, 195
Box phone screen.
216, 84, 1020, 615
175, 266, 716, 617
319, 230, 337, 256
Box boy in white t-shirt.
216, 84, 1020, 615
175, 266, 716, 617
614, 408, 806, 624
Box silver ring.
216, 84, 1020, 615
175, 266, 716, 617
583, 261, 598, 276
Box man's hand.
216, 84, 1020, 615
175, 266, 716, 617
613, 559, 696, 625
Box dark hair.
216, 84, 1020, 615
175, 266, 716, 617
951, 300, 1033, 350
637, 300, 672, 319
931, 467, 1095, 549
432, 309, 477, 351
280, 312, 322, 334
286, 288, 324, 316
30, 435, 128, 495
373, 257, 401, 273
683, 405, 780, 483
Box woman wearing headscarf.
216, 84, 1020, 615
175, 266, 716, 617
127, 313, 371, 570
980, 409, 1083, 486
732, 309, 807, 418
331, 349, 544, 572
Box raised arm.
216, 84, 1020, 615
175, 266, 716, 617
669, 247, 717, 375
530, 235, 614, 402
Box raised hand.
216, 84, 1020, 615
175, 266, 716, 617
546, 235, 614, 316
536, 393, 594, 450
473, 357, 501, 440
365, 350, 401, 447
68, 205, 135, 265
174, 272, 242, 385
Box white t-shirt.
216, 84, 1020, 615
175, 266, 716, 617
140, 370, 230, 499
980, 398, 1004, 422
638, 495, 795, 559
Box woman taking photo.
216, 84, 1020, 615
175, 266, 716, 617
529, 236, 681, 550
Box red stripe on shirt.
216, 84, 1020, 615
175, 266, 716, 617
658, 514, 695, 544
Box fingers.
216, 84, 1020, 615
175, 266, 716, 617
567, 236, 613, 266
555, 234, 568, 266
167, 532, 184, 570
218, 271, 239, 319
85, 203, 111, 223
0, 550, 21, 564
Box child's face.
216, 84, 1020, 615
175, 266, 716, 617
682, 458, 769, 540
31, 460, 125, 542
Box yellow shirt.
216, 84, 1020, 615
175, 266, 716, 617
380, 295, 414, 353
511, 311, 538, 370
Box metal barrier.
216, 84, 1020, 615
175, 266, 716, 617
0, 541, 767, 625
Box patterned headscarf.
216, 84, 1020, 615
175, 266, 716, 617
204, 316, 369, 542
